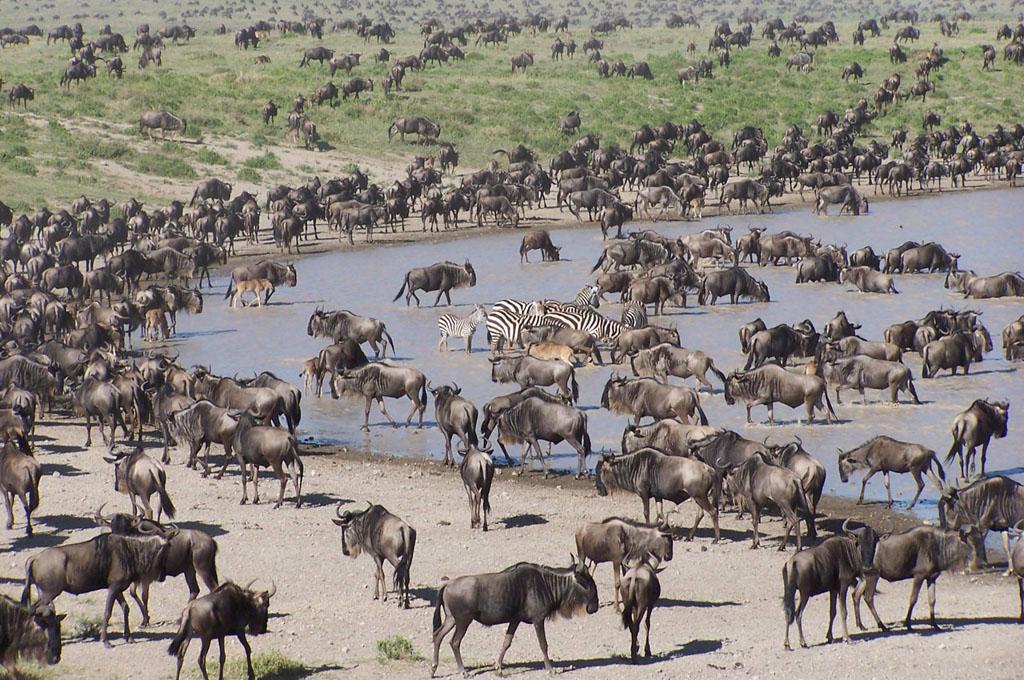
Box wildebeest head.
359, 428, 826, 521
463, 260, 476, 286
428, 383, 460, 405
599, 374, 629, 410
841, 518, 879, 571
241, 579, 276, 634
722, 371, 747, 405
836, 447, 861, 484
561, 555, 599, 616
333, 501, 371, 557
18, 601, 66, 666
104, 448, 138, 493
594, 454, 617, 496
936, 486, 962, 528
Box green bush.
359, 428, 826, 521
220, 650, 308, 679
196, 149, 230, 165
1, 157, 38, 175
376, 636, 423, 663
72, 139, 132, 161
134, 153, 197, 179
73, 614, 103, 640
243, 151, 282, 170
238, 167, 261, 183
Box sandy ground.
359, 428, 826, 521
1, 416, 1018, 680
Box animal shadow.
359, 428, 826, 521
498, 513, 548, 529
299, 492, 352, 508
659, 598, 741, 609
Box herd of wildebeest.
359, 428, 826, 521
0, 5, 1023, 680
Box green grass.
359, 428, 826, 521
376, 635, 423, 663
238, 167, 262, 182
196, 148, 230, 165
72, 613, 103, 640
243, 151, 282, 170
133, 152, 197, 179
217, 650, 308, 680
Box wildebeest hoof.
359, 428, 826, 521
240, 499, 248, 505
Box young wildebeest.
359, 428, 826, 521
602, 375, 708, 425
168, 581, 275, 680
307, 339, 368, 397
720, 452, 816, 550
0, 442, 40, 536
782, 520, 880, 649
459, 445, 494, 530
491, 355, 579, 403
620, 559, 662, 660
334, 363, 427, 431
853, 525, 980, 631
821, 356, 921, 405
519, 229, 562, 262
106, 447, 176, 521
938, 475, 1024, 572
596, 449, 721, 541
392, 260, 476, 307
838, 436, 945, 509
23, 530, 174, 646
0, 595, 64, 674
629, 343, 727, 393
333, 503, 416, 607
430, 559, 598, 677
430, 383, 478, 466
575, 517, 673, 610
228, 410, 303, 508
944, 398, 1010, 479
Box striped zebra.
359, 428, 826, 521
490, 299, 549, 316
485, 309, 565, 351
543, 307, 623, 342
621, 301, 649, 329
438, 304, 487, 352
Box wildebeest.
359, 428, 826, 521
821, 356, 921, 404
853, 525, 979, 631
596, 449, 720, 540
388, 116, 441, 143
814, 185, 868, 215
459, 445, 494, 530
939, 476, 1024, 571
138, 111, 186, 139
743, 321, 819, 370
224, 260, 296, 300
72, 378, 127, 450
782, 520, 879, 648
622, 421, 720, 458
722, 178, 771, 213
299, 46, 334, 67
168, 581, 275, 680
430, 559, 598, 677
899, 242, 958, 273
602, 375, 707, 425
821, 336, 902, 362
720, 452, 816, 550
575, 518, 672, 610
307, 308, 396, 358
838, 436, 945, 508
840, 266, 898, 293
698, 268, 770, 305
430, 384, 478, 466
945, 398, 1010, 479
334, 363, 427, 431
724, 365, 836, 424
489, 395, 592, 474
519, 230, 561, 262
189, 178, 232, 206
192, 370, 287, 431
619, 559, 662, 660
333, 503, 416, 607
947, 271, 1024, 299
106, 447, 176, 521
228, 410, 303, 508
0, 442, 40, 536
491, 355, 578, 403
22, 531, 174, 645
168, 400, 238, 474
922, 330, 987, 378
0, 595, 64, 674
393, 260, 476, 306
629, 343, 727, 392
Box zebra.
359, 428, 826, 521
566, 285, 600, 308
485, 309, 565, 351
621, 301, 649, 329
543, 308, 623, 342
438, 304, 488, 352
490, 299, 548, 316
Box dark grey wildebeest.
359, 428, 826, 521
762, 438, 827, 520
167, 400, 237, 474
333, 503, 416, 607
479, 388, 564, 446
922, 331, 986, 378
189, 178, 232, 206
622, 421, 720, 457
393, 260, 476, 306
388, 116, 440, 143
0, 441, 40, 536
334, 363, 427, 431
596, 449, 720, 540
821, 356, 921, 404
782, 521, 879, 649
939, 476, 1024, 571
168, 581, 274, 680
743, 321, 818, 369
838, 436, 945, 509
821, 336, 902, 362
138, 111, 186, 139
307, 308, 395, 358
430, 384, 478, 466
305, 340, 369, 397
575, 518, 672, 610
23, 531, 174, 646
619, 559, 662, 660
0, 595, 64, 674
724, 365, 836, 424
227, 410, 303, 508
224, 260, 297, 301
430, 559, 598, 677
601, 375, 708, 425
698, 267, 770, 305
853, 525, 980, 631
244, 372, 301, 432
814, 184, 868, 215
720, 452, 817, 550
945, 398, 1010, 479
721, 178, 771, 213
106, 447, 176, 521
459, 445, 494, 531
73, 378, 127, 450
490, 355, 578, 403
192, 370, 287, 431
840, 266, 898, 293
948, 271, 1024, 299
491, 396, 591, 474
629, 343, 727, 392
823, 311, 862, 342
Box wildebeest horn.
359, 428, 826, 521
245, 579, 258, 591
266, 580, 277, 598
842, 518, 853, 535
793, 434, 803, 447
92, 503, 111, 526
1014, 519, 1024, 532
569, 554, 577, 569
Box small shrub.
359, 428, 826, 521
221, 650, 307, 679
238, 167, 261, 183
72, 139, 132, 161
196, 149, 229, 165
134, 153, 196, 179
73, 614, 103, 640
243, 152, 281, 170
376, 636, 422, 663
0, 157, 37, 175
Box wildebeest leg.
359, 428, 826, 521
767, 402, 775, 425
908, 470, 925, 509
129, 583, 150, 627
858, 573, 887, 631
449, 618, 471, 676
978, 440, 990, 478
857, 468, 877, 503
217, 637, 227, 680
272, 462, 287, 508
173, 633, 191, 680
237, 457, 249, 503
84, 414, 93, 447
926, 578, 939, 629
373, 555, 386, 600
495, 620, 520, 673
643, 601, 653, 657
750, 504, 761, 549
904, 576, 924, 628
825, 590, 838, 643
431, 610, 457, 674
196, 638, 211, 679
533, 620, 554, 673
641, 495, 651, 523
882, 472, 893, 507
2, 492, 14, 530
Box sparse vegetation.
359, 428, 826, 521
219, 650, 308, 680
73, 613, 103, 640
133, 152, 197, 179
238, 167, 262, 183
243, 151, 282, 170
376, 635, 423, 663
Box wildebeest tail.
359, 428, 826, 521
382, 325, 396, 356
167, 609, 192, 656
708, 359, 727, 385
481, 462, 493, 514
432, 584, 447, 633
929, 450, 946, 483
156, 470, 176, 520
223, 278, 235, 300
21, 557, 35, 604
394, 526, 416, 596
797, 485, 816, 539
695, 395, 709, 426
570, 373, 579, 402
710, 466, 723, 510
697, 279, 707, 306
821, 386, 838, 421
581, 414, 593, 459
620, 579, 637, 630
590, 250, 607, 273
28, 467, 40, 513
944, 424, 964, 465
392, 274, 409, 302
782, 562, 797, 625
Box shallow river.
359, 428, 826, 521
174, 188, 1023, 519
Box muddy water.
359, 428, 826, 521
175, 188, 1023, 518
